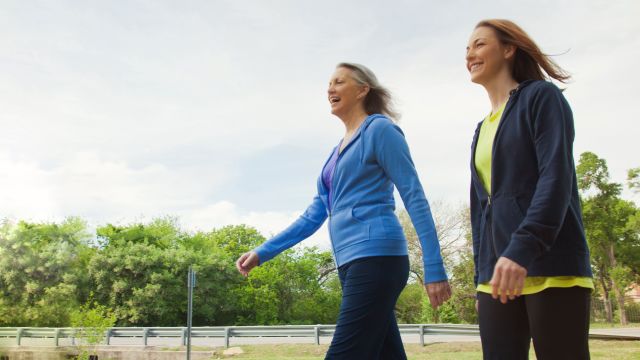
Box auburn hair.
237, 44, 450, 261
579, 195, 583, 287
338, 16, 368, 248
476, 19, 570, 83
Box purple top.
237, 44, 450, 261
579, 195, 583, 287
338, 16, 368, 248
322, 141, 341, 211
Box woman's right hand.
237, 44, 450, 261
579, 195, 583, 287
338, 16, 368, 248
235, 251, 260, 277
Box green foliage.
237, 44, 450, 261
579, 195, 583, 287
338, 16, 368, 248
445, 238, 478, 324
628, 167, 640, 192
90, 222, 248, 326
96, 217, 184, 249
624, 301, 640, 323
577, 152, 640, 324
232, 247, 340, 325
0, 217, 93, 326
396, 283, 426, 323
70, 298, 117, 344
0, 217, 342, 327
70, 297, 117, 360
399, 203, 477, 325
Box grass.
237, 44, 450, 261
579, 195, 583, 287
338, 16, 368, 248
208, 340, 640, 360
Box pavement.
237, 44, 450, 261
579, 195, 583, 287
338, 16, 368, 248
588, 327, 640, 340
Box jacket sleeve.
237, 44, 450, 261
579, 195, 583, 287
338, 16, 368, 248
372, 120, 448, 283
253, 193, 328, 264
501, 83, 576, 268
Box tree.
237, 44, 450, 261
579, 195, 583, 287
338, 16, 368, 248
0, 218, 93, 326
628, 167, 640, 192
398, 203, 476, 324
90, 221, 243, 326
231, 246, 340, 325
399, 201, 468, 284
577, 152, 640, 324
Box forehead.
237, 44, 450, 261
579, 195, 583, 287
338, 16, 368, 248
331, 66, 353, 80
468, 26, 497, 44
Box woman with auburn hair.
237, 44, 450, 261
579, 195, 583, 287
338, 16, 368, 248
236, 63, 451, 359
466, 19, 593, 359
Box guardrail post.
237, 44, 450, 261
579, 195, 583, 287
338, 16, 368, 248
419, 325, 425, 347
181, 327, 187, 346
54, 328, 61, 347
16, 328, 23, 346
224, 327, 230, 348
143, 328, 149, 346
105, 328, 111, 345
314, 326, 320, 345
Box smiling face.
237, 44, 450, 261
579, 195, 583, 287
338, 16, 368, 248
466, 26, 515, 85
327, 67, 368, 118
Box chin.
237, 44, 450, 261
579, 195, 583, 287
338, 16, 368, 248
470, 74, 485, 85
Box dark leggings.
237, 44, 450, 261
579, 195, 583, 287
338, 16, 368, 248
325, 256, 409, 360
478, 286, 591, 360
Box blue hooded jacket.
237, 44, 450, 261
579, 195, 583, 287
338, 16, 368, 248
254, 114, 447, 284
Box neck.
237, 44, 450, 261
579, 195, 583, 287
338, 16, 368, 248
339, 108, 368, 135
482, 72, 519, 114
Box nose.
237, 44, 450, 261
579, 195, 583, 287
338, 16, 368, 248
465, 47, 475, 62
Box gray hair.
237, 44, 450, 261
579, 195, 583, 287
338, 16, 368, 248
337, 62, 400, 121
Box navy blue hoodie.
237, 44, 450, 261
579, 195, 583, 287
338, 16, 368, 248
470, 80, 593, 287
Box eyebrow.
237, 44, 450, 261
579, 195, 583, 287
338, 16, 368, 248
466, 37, 486, 50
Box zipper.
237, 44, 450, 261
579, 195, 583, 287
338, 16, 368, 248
487, 85, 520, 257
326, 121, 365, 268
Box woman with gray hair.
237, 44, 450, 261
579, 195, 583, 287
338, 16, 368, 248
236, 63, 450, 359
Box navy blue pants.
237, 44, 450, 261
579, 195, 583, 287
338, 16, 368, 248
478, 286, 591, 360
325, 256, 409, 360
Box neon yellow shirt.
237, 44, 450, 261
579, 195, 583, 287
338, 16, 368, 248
474, 103, 594, 295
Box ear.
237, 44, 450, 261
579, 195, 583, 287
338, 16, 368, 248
357, 85, 370, 99
503, 44, 517, 61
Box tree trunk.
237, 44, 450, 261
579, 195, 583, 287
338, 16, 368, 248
602, 286, 613, 323
600, 277, 613, 323
608, 245, 628, 325
612, 285, 628, 325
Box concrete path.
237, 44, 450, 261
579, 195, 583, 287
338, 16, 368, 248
589, 327, 640, 340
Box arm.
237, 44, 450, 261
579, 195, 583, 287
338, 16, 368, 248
253, 194, 328, 264
501, 84, 576, 268
372, 120, 447, 283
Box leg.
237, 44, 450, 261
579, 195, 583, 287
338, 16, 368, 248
477, 292, 530, 360
526, 286, 591, 360
379, 312, 407, 360
325, 256, 409, 360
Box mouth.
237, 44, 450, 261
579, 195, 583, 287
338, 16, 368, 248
329, 96, 341, 105
469, 62, 483, 73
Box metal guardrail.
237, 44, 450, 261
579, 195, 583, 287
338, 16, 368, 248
0, 324, 637, 348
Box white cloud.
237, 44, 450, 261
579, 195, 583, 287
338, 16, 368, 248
0, 0, 638, 251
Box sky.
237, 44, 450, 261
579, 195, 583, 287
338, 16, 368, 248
1, 0, 639, 249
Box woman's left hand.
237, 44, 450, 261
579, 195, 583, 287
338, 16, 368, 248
424, 280, 452, 308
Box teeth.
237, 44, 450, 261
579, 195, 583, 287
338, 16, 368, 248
470, 63, 481, 71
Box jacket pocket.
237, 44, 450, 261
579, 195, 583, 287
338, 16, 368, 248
331, 208, 371, 252
491, 197, 525, 254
